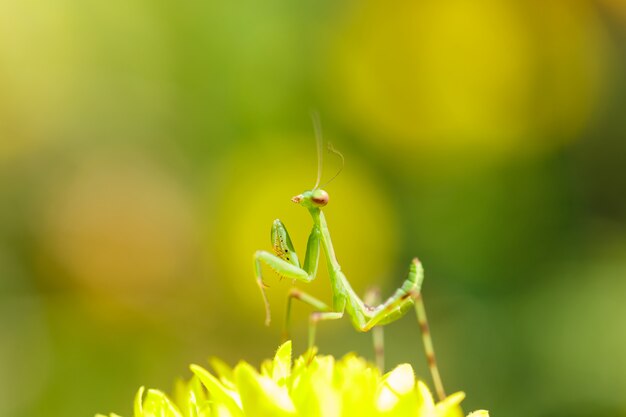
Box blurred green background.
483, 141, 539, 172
1, 0, 625, 416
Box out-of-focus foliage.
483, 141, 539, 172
1, 1, 626, 417
97, 341, 489, 417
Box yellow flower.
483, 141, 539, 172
97, 341, 489, 417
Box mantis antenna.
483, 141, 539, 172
320, 142, 344, 189
310, 111, 345, 189
311, 111, 324, 190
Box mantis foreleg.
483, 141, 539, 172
254, 220, 321, 325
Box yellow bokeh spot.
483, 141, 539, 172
328, 0, 607, 165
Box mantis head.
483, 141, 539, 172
291, 189, 329, 208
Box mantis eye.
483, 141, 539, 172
312, 190, 329, 206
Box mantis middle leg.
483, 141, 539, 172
283, 287, 330, 342
283, 287, 343, 349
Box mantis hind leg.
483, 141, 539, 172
356, 258, 446, 401
413, 291, 446, 402
360, 258, 424, 331
369, 292, 446, 401
364, 287, 385, 372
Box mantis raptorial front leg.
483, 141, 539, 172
254, 219, 320, 326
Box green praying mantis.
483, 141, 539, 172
253, 115, 447, 401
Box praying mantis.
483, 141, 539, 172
253, 115, 447, 401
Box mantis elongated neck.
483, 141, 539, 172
310, 208, 340, 271
310, 207, 361, 311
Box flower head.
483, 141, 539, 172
97, 341, 488, 417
